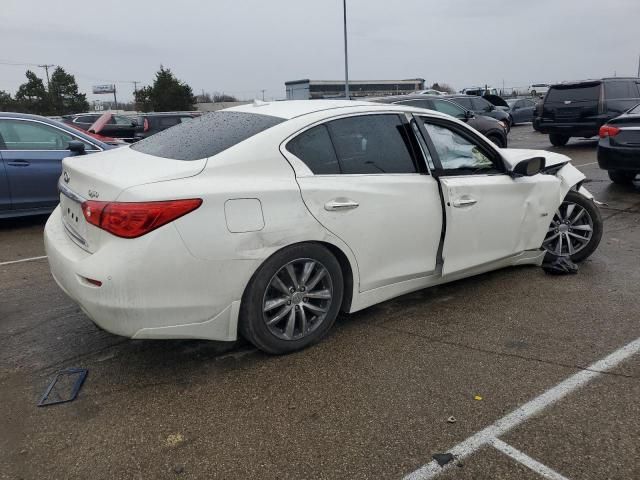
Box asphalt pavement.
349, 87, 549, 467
1, 126, 639, 480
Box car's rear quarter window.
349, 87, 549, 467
131, 111, 285, 160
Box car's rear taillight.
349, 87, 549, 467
143, 118, 149, 132
599, 125, 621, 138
81, 199, 202, 238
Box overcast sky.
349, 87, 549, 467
1, 0, 639, 103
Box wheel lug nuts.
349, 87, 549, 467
295, 305, 299, 310
300, 286, 305, 292
303, 297, 308, 302
286, 300, 291, 305
289, 287, 295, 293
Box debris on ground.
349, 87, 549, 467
37, 368, 88, 407
166, 433, 184, 447
446, 416, 457, 423
474, 395, 483, 401
432, 453, 455, 467
542, 256, 579, 275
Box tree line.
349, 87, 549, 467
0, 67, 89, 115
0, 65, 237, 116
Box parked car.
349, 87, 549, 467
460, 86, 499, 96
63, 111, 138, 142
133, 112, 199, 141
45, 100, 601, 354
597, 103, 640, 184
506, 98, 537, 124
371, 95, 508, 147
0, 112, 111, 219
64, 121, 126, 146
444, 95, 513, 131
529, 84, 550, 97
413, 89, 447, 96
536, 77, 640, 146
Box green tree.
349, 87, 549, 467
137, 66, 196, 112
49, 67, 89, 115
0, 90, 15, 111
14, 70, 49, 114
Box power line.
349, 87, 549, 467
38, 64, 55, 90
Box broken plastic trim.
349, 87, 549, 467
37, 368, 88, 407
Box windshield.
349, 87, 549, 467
131, 110, 285, 160
629, 103, 640, 114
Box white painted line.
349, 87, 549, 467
403, 336, 640, 480
0, 255, 47, 266
574, 161, 598, 167
491, 438, 570, 480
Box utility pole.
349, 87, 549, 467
38, 64, 55, 90
131, 80, 140, 96
637, 54, 640, 77
343, 0, 349, 99
261, 89, 266, 101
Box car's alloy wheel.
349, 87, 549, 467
542, 191, 602, 263
240, 243, 343, 354
262, 259, 333, 341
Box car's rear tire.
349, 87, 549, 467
239, 243, 343, 355
608, 170, 637, 185
542, 191, 603, 263
487, 133, 506, 148
549, 134, 570, 147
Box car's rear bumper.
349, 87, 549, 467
536, 121, 601, 137
44, 206, 253, 341
597, 142, 640, 171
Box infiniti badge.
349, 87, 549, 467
63, 171, 70, 183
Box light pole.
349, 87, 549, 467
343, 0, 349, 99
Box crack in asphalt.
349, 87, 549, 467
371, 323, 640, 381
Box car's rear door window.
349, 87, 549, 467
326, 115, 418, 174
286, 125, 340, 174
131, 111, 285, 160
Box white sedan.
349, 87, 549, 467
45, 100, 602, 354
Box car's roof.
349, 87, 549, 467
227, 100, 389, 120
0, 111, 59, 120
368, 94, 444, 104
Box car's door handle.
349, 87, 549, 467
7, 160, 30, 167
324, 199, 360, 211
452, 197, 477, 208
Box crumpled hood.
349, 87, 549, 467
500, 148, 571, 171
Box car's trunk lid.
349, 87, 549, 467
59, 146, 207, 252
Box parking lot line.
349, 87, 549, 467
490, 438, 570, 480
574, 161, 598, 167
0, 255, 47, 266
403, 335, 640, 480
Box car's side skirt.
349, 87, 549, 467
348, 249, 545, 313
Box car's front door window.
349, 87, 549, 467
420, 120, 499, 174
0, 120, 75, 150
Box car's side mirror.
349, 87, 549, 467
131, 120, 138, 127
464, 110, 474, 120
68, 140, 86, 155
511, 156, 545, 177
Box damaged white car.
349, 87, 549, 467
45, 101, 602, 354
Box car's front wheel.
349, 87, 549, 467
608, 170, 637, 185
549, 134, 570, 147
240, 243, 344, 354
542, 191, 603, 263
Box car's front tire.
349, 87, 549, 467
239, 243, 343, 354
608, 170, 637, 185
487, 133, 506, 148
549, 134, 570, 147
542, 191, 603, 263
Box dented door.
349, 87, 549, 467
440, 173, 562, 275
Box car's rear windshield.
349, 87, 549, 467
131, 111, 285, 160
546, 83, 601, 103
629, 103, 640, 114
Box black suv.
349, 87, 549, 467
537, 78, 640, 146
134, 112, 199, 140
